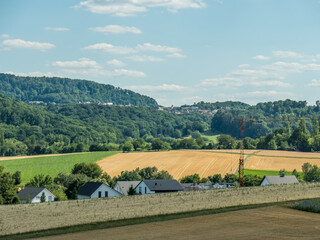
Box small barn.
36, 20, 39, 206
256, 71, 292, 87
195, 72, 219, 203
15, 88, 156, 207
17, 187, 56, 204
260, 175, 299, 186
114, 181, 140, 196
136, 179, 184, 195
77, 181, 122, 199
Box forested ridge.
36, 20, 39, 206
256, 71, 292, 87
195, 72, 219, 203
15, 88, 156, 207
1, 83, 320, 156
211, 99, 320, 139
0, 94, 210, 156
0, 73, 158, 107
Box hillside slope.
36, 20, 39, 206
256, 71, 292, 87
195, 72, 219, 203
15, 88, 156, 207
0, 73, 158, 107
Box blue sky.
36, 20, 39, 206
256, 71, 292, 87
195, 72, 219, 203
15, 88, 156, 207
1, 0, 320, 106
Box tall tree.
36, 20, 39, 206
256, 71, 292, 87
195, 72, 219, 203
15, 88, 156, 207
312, 118, 319, 137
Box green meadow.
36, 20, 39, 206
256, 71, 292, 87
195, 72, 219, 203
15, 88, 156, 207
244, 169, 294, 177
0, 151, 118, 184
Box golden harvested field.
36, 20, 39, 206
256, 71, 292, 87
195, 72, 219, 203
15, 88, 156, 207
245, 155, 320, 172
39, 206, 320, 240
97, 150, 239, 179
1, 183, 320, 237
98, 149, 320, 178
256, 150, 320, 158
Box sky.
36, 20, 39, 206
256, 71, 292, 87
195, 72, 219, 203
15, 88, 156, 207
1, 0, 320, 106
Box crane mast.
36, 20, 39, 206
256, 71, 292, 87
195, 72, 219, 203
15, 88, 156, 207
233, 116, 314, 187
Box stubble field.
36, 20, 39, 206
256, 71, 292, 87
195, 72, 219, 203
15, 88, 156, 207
97, 150, 320, 178
97, 150, 240, 179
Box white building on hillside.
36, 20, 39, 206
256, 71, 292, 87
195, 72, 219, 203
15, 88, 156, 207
260, 175, 299, 186
17, 187, 56, 203
77, 181, 122, 199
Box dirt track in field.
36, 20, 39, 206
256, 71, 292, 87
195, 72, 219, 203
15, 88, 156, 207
0, 152, 87, 161
39, 206, 320, 240
97, 150, 239, 179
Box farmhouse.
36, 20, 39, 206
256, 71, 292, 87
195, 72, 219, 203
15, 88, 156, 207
260, 175, 299, 186
136, 179, 184, 195
114, 181, 140, 196
77, 181, 122, 199
17, 187, 56, 204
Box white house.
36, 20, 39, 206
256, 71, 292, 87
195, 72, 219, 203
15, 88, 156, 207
114, 181, 140, 196
17, 187, 56, 204
77, 181, 122, 199
260, 175, 299, 186
136, 179, 184, 195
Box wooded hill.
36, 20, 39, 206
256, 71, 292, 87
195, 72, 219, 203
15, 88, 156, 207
211, 99, 320, 139
0, 94, 210, 156
0, 73, 158, 107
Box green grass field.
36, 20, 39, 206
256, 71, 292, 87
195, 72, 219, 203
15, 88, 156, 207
201, 133, 220, 143
244, 169, 294, 177
0, 151, 118, 184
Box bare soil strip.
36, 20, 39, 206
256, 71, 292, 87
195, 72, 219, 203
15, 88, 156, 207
0, 152, 88, 162
39, 206, 320, 240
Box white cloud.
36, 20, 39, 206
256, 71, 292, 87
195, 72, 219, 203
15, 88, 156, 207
252, 55, 270, 60
245, 90, 294, 98
126, 55, 165, 62
50, 58, 145, 78
77, 0, 206, 17
45, 27, 70, 31
2, 38, 55, 51
167, 52, 186, 58
127, 84, 185, 92
238, 64, 250, 68
5, 71, 59, 77
113, 69, 146, 78
107, 59, 126, 67
136, 43, 181, 53
89, 25, 142, 34
52, 58, 99, 68
308, 79, 320, 87
82, 43, 136, 54
0, 34, 9, 39
273, 50, 303, 59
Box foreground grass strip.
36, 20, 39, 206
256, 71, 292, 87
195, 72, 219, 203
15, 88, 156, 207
0, 151, 118, 184
0, 202, 291, 240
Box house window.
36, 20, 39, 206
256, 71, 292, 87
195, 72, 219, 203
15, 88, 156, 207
48, 196, 52, 201
105, 191, 108, 197
145, 187, 147, 194
98, 191, 101, 198
139, 187, 142, 194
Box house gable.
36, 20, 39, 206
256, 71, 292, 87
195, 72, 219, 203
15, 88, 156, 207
114, 181, 140, 196
78, 182, 122, 199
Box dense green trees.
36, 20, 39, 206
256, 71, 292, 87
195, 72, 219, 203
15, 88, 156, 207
71, 162, 103, 179
26, 174, 53, 187
0, 73, 158, 107
0, 166, 20, 204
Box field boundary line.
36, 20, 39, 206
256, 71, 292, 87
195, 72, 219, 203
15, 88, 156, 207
234, 150, 261, 174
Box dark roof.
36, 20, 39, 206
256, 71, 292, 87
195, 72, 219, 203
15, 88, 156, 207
261, 175, 299, 185
17, 187, 46, 200
78, 181, 105, 196
142, 180, 184, 191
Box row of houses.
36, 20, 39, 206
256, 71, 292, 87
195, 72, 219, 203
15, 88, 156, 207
16, 175, 299, 203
